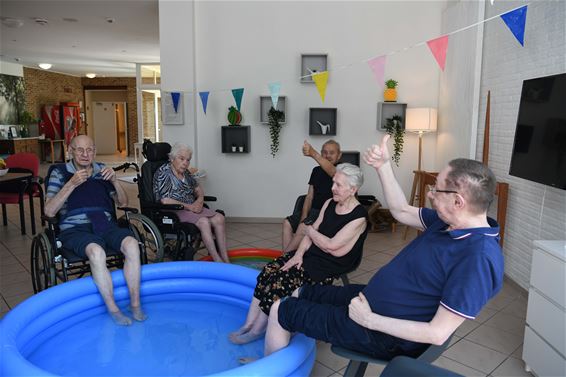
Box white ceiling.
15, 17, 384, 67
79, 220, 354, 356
0, 0, 160, 77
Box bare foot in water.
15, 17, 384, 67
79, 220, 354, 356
110, 310, 132, 326
130, 305, 147, 322
238, 357, 258, 365
229, 330, 265, 345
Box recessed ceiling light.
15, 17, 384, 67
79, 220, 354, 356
62, 18, 78, 23
86, 73, 97, 79
38, 63, 52, 70
34, 18, 49, 26
1, 17, 24, 28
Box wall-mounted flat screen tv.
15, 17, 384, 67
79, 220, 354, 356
509, 73, 566, 190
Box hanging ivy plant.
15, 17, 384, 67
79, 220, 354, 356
383, 114, 405, 166
267, 107, 285, 157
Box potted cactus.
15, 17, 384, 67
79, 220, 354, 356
384, 79, 398, 102
227, 106, 242, 126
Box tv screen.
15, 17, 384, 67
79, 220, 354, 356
509, 73, 566, 190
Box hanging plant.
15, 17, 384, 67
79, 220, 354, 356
383, 114, 405, 166
267, 106, 285, 157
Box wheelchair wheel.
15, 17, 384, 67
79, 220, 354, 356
30, 233, 55, 293
127, 213, 164, 263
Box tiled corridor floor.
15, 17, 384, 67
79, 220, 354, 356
0, 157, 532, 377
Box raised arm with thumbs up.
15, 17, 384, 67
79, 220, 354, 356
364, 135, 422, 229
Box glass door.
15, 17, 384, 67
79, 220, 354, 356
136, 64, 162, 142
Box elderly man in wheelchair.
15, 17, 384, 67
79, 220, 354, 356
44, 135, 146, 326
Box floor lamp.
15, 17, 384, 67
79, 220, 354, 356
404, 108, 438, 238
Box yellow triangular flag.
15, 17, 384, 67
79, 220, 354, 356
312, 71, 329, 103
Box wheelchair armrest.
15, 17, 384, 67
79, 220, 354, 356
41, 215, 59, 225
203, 196, 217, 202
144, 202, 184, 211
117, 206, 139, 214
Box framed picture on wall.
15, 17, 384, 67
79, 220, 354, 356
162, 91, 184, 125
9, 126, 19, 139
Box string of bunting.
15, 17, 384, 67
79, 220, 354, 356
166, 4, 527, 116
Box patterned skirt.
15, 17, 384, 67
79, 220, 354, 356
254, 252, 335, 315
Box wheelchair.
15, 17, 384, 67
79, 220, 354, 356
134, 140, 225, 262
30, 163, 162, 293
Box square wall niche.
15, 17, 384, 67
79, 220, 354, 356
309, 108, 337, 136
377, 102, 407, 130
221, 126, 250, 153
301, 54, 328, 83
339, 151, 361, 166
260, 96, 286, 124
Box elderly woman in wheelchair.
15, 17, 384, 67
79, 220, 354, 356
229, 163, 368, 344
44, 135, 146, 326
153, 143, 230, 263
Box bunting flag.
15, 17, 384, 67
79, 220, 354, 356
500, 5, 527, 46
427, 35, 449, 71
171, 92, 181, 113
232, 88, 244, 111
199, 91, 210, 114
367, 55, 387, 88
312, 71, 329, 103
268, 82, 281, 109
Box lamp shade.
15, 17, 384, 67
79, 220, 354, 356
406, 108, 438, 133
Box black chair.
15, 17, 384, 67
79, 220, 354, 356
135, 140, 224, 262
331, 334, 454, 377
30, 163, 152, 293
380, 355, 463, 377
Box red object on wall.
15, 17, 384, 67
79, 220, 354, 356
40, 105, 61, 141
60, 102, 81, 147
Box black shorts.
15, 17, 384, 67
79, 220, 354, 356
59, 222, 134, 259
286, 208, 320, 233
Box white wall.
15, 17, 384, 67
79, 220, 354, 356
159, 1, 443, 219
475, 0, 566, 289
0, 61, 23, 77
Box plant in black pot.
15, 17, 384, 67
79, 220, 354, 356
383, 114, 405, 166
267, 107, 285, 157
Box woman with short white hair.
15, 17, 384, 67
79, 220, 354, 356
153, 143, 229, 263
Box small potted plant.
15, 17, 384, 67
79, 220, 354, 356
267, 107, 285, 157
383, 114, 405, 166
384, 79, 398, 102
18, 110, 39, 138
227, 106, 242, 126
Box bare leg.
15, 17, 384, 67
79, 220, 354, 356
210, 214, 230, 263
264, 300, 291, 356
121, 236, 147, 322
85, 243, 132, 326
282, 219, 293, 250
230, 297, 262, 337
195, 217, 222, 262
283, 223, 306, 253
230, 311, 268, 344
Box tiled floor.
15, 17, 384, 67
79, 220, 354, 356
0, 157, 532, 377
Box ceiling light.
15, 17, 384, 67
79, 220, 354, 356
86, 73, 96, 79
34, 18, 49, 26
38, 63, 52, 70
1, 17, 24, 28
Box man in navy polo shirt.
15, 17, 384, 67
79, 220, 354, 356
259, 135, 504, 361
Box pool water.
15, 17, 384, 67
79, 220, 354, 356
26, 296, 263, 376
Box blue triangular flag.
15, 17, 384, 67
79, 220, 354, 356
500, 5, 527, 46
268, 82, 281, 109
171, 92, 181, 113
199, 91, 210, 114
232, 88, 244, 111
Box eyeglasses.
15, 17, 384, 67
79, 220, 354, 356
71, 147, 95, 155
427, 185, 459, 195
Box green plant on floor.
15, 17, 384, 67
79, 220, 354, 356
383, 114, 405, 166
267, 106, 285, 158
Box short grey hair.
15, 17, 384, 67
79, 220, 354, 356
336, 163, 364, 189
446, 158, 496, 213
169, 143, 193, 161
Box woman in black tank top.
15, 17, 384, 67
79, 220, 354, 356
229, 163, 368, 345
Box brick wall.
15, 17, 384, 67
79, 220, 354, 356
23, 67, 83, 116
476, 1, 566, 289
82, 77, 138, 155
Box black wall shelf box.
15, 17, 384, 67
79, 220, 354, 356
260, 96, 286, 124
309, 108, 337, 136
221, 126, 250, 153
339, 151, 361, 166
301, 54, 328, 83
377, 102, 407, 130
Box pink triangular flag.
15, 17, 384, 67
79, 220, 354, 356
427, 35, 449, 71
367, 55, 387, 87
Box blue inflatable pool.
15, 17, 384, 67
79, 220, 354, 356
0, 262, 316, 376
